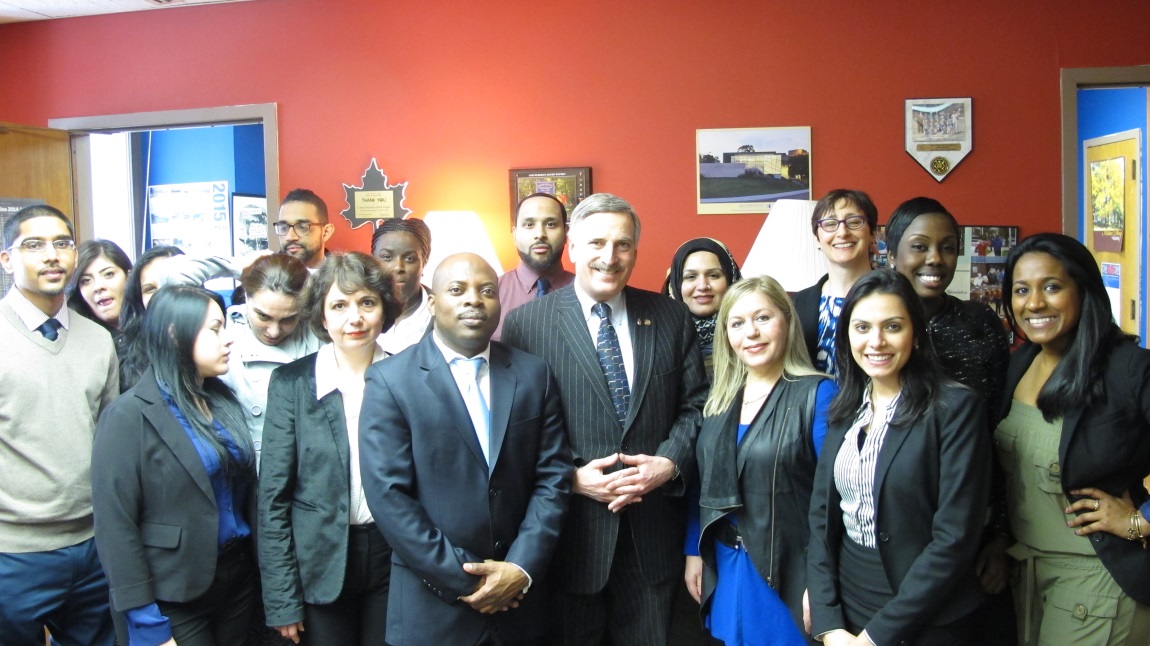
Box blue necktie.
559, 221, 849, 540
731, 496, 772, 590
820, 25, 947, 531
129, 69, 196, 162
453, 356, 491, 465
592, 302, 629, 428
37, 318, 62, 341
535, 277, 551, 298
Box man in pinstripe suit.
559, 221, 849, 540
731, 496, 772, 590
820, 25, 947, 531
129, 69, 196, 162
503, 193, 708, 645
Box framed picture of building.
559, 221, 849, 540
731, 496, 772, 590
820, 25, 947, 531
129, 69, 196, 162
696, 127, 811, 214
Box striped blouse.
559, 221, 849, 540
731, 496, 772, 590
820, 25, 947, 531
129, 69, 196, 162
834, 389, 901, 548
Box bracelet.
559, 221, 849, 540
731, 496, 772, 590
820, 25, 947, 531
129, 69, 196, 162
1127, 509, 1148, 549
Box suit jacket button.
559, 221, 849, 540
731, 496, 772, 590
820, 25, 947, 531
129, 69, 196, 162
339, 504, 347, 512
621, 444, 630, 453
878, 532, 889, 542
489, 488, 499, 497
495, 541, 506, 551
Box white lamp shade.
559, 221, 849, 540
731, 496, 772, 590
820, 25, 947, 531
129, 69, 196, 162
741, 199, 827, 292
419, 211, 504, 288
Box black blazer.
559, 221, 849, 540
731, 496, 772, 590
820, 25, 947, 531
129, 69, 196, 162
807, 382, 990, 646
1000, 339, 1150, 604
359, 335, 572, 646
257, 352, 372, 628
791, 274, 829, 367
502, 285, 709, 594
92, 370, 257, 612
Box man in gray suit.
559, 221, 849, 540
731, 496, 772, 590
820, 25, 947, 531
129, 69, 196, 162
360, 253, 572, 646
502, 194, 708, 645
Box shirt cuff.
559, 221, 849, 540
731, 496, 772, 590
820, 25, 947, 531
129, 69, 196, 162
508, 562, 533, 593
126, 602, 172, 646
860, 629, 877, 645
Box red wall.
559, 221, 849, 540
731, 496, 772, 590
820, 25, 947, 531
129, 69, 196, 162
2, 0, 1149, 289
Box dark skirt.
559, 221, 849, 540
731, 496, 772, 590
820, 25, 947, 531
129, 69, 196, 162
838, 535, 893, 633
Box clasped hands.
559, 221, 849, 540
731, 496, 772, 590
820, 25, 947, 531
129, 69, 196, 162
574, 453, 676, 512
459, 559, 528, 614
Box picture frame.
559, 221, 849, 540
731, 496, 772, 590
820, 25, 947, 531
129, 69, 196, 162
508, 167, 591, 221
696, 127, 811, 214
905, 97, 972, 182
232, 193, 268, 254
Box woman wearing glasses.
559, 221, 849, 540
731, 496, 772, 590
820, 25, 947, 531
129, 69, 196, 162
792, 190, 879, 376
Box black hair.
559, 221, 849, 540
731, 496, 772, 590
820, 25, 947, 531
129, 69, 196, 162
67, 239, 132, 331
302, 251, 399, 343
240, 253, 309, 299
885, 197, 960, 257
512, 192, 568, 228
1004, 233, 1131, 421
281, 188, 329, 223
828, 269, 944, 428
810, 189, 879, 236
142, 285, 253, 480
118, 246, 185, 390
3, 204, 74, 248
371, 217, 432, 263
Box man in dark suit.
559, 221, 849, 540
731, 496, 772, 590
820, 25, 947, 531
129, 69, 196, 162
502, 193, 708, 645
360, 253, 572, 646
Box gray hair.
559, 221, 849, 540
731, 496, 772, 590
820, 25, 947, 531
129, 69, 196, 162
568, 193, 641, 246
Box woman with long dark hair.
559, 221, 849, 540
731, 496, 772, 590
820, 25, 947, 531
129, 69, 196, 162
885, 198, 1014, 637
686, 276, 836, 645
662, 237, 743, 377
997, 233, 1150, 644
808, 270, 990, 646
117, 245, 185, 391
792, 189, 879, 376
258, 252, 399, 645
67, 239, 132, 334
93, 285, 258, 646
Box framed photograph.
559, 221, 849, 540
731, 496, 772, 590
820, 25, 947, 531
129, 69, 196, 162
905, 98, 972, 181
232, 193, 268, 254
696, 127, 811, 214
509, 167, 591, 221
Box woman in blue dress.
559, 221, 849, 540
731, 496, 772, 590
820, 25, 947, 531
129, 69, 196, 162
686, 275, 837, 645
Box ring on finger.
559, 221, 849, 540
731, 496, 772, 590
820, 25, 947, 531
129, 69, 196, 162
1094, 499, 1101, 511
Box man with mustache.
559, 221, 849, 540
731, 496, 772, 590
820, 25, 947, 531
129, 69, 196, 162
502, 193, 708, 645
0, 205, 119, 644
493, 193, 574, 340
360, 253, 572, 646
273, 188, 334, 271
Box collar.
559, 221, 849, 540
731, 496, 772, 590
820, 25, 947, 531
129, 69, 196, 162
511, 263, 567, 292
573, 284, 626, 324
314, 342, 387, 399
2, 286, 69, 331
431, 330, 491, 365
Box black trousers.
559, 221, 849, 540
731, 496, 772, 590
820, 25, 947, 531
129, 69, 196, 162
547, 516, 677, 646
158, 539, 258, 646
302, 523, 391, 646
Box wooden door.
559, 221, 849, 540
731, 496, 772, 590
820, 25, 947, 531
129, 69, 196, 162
0, 121, 74, 217
1084, 131, 1142, 336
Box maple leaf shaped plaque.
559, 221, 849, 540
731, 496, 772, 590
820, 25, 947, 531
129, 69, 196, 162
341, 158, 411, 229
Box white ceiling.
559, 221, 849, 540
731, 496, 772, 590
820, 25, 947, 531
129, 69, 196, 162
0, 0, 253, 24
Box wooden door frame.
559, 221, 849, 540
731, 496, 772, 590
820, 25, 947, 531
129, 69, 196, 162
47, 104, 279, 249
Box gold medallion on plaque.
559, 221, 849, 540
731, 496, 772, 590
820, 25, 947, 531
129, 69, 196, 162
930, 156, 951, 175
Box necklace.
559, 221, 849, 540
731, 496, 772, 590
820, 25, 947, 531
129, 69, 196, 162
742, 389, 770, 406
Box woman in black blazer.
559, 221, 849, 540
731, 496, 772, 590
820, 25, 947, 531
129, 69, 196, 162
257, 252, 397, 645
93, 285, 258, 646
996, 233, 1150, 645
807, 270, 991, 646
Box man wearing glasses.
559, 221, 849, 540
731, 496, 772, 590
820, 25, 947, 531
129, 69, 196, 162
274, 188, 336, 271
0, 205, 119, 645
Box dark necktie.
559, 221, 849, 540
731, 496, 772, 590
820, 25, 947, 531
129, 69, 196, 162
535, 277, 551, 298
37, 318, 62, 341
592, 302, 629, 427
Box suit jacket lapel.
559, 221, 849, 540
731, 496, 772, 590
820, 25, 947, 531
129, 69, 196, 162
319, 388, 351, 481
417, 335, 489, 470
139, 381, 216, 504
556, 288, 617, 419
873, 420, 911, 501
625, 287, 652, 435
736, 381, 785, 477
488, 344, 515, 470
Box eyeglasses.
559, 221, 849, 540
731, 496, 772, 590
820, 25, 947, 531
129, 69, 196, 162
816, 216, 868, 233
273, 221, 316, 236
6, 239, 77, 254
